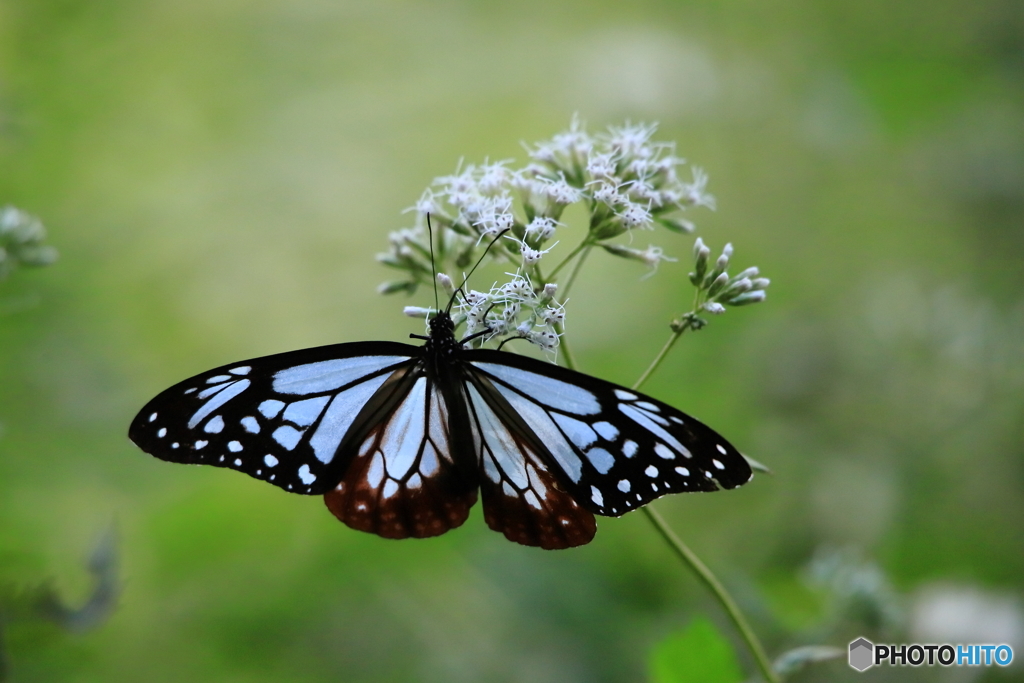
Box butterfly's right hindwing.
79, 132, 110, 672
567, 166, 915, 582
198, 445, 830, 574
128, 342, 418, 495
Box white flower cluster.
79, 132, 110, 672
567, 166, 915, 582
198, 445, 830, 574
405, 274, 564, 352
0, 206, 58, 281
379, 118, 723, 351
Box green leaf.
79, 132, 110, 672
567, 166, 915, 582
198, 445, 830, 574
649, 618, 744, 683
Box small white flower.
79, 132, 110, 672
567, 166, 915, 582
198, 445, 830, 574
525, 216, 558, 241
541, 175, 583, 205
604, 121, 657, 156
682, 167, 716, 209
590, 180, 624, 207
478, 160, 513, 194
519, 241, 555, 265
529, 329, 560, 350
586, 152, 618, 179
408, 189, 443, 217
618, 201, 654, 230
542, 304, 565, 326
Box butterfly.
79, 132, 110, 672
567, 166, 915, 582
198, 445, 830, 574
129, 308, 753, 549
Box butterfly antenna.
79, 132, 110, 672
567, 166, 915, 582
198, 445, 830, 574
427, 213, 439, 316
445, 228, 511, 314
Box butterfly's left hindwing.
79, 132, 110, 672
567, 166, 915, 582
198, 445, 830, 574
129, 342, 418, 495
465, 350, 753, 518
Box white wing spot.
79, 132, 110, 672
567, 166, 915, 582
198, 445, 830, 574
228, 440, 243, 453
298, 464, 316, 485
407, 473, 422, 489
283, 396, 330, 428
622, 440, 638, 458
382, 479, 399, 498
503, 481, 518, 498
271, 426, 302, 451
585, 447, 615, 474
652, 482, 659, 491
590, 486, 604, 507
171, 442, 179, 449
195, 440, 208, 449
204, 415, 225, 434
654, 443, 675, 460
705, 471, 713, 478
716, 443, 727, 455
256, 469, 261, 476
206, 375, 232, 384
264, 454, 278, 467
270, 474, 276, 481
614, 389, 637, 401
553, 413, 598, 449
713, 458, 725, 470
636, 493, 642, 501
229, 366, 251, 375
367, 452, 384, 488
219, 455, 224, 462
675, 466, 690, 476
258, 400, 285, 419
636, 401, 660, 412
148, 412, 158, 422
241, 416, 260, 434
157, 427, 167, 438
645, 465, 659, 477
670, 416, 684, 424
617, 479, 631, 493
593, 421, 619, 441
188, 379, 250, 429
184, 388, 196, 394
524, 491, 542, 510
233, 458, 242, 467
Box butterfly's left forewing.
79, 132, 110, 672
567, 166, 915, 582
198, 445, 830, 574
465, 350, 753, 518
129, 342, 417, 495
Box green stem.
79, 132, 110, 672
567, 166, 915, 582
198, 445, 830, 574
558, 331, 577, 371
633, 326, 686, 391
641, 506, 779, 683
634, 310, 778, 682
546, 242, 588, 281
560, 244, 592, 300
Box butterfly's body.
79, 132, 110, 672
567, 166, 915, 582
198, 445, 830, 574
130, 311, 751, 549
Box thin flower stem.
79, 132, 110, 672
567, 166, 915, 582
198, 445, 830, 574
633, 327, 685, 391
633, 316, 778, 683
560, 244, 592, 300
546, 242, 588, 281
558, 332, 577, 371
641, 506, 780, 683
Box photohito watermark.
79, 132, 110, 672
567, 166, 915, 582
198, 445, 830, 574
849, 637, 1014, 671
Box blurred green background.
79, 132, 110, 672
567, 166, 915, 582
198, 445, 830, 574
2, 1, 1022, 681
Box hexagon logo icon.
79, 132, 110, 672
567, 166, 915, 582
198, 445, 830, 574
849, 637, 874, 671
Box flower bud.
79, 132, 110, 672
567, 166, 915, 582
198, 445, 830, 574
703, 302, 726, 315
707, 271, 730, 298
403, 306, 432, 318
726, 290, 767, 306
436, 273, 455, 298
